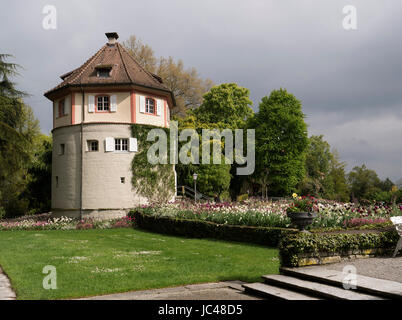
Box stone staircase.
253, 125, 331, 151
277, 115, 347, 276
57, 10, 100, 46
243, 267, 402, 300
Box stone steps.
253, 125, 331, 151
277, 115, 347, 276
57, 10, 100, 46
280, 267, 402, 300
262, 274, 383, 300
242, 282, 321, 300
242, 267, 402, 300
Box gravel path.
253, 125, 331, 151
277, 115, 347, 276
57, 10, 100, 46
0, 268, 16, 300
310, 257, 402, 283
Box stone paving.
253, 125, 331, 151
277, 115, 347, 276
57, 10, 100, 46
0, 268, 16, 300
78, 281, 262, 300
309, 256, 402, 284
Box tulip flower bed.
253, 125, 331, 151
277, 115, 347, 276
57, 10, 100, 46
0, 216, 133, 231
136, 198, 402, 230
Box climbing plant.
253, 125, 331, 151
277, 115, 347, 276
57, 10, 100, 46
130, 124, 175, 204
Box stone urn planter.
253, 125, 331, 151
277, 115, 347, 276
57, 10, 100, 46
286, 211, 317, 232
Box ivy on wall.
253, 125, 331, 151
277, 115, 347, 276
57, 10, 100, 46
130, 124, 175, 204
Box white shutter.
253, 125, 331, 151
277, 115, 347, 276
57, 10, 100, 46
129, 138, 138, 152
110, 95, 117, 112
139, 95, 145, 113
156, 99, 162, 116
88, 95, 95, 113
105, 137, 115, 152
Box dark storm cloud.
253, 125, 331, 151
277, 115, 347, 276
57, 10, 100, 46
1, 0, 401, 180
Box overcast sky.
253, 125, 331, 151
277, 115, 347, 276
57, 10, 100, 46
1, 0, 401, 181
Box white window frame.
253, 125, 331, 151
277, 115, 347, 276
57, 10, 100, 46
97, 96, 110, 112
115, 138, 129, 152
145, 98, 155, 114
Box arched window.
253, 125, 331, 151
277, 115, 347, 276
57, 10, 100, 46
145, 98, 155, 114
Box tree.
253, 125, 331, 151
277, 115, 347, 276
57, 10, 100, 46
0, 54, 41, 217
191, 83, 253, 130
378, 178, 394, 192
326, 150, 349, 201
123, 35, 213, 116
249, 89, 309, 197
347, 164, 381, 201
123, 35, 157, 73
299, 135, 333, 196
22, 135, 52, 214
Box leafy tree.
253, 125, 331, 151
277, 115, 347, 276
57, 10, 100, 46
22, 135, 52, 214
249, 89, 309, 197
378, 178, 394, 192
123, 35, 213, 116
299, 135, 333, 196
184, 158, 232, 201
325, 150, 349, 201
176, 83, 253, 199
191, 83, 253, 130
347, 164, 381, 201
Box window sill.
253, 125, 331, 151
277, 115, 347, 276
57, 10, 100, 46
141, 112, 160, 117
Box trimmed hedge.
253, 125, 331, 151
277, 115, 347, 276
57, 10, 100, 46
279, 230, 399, 267
129, 210, 298, 247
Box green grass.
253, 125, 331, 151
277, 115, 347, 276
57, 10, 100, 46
0, 228, 279, 299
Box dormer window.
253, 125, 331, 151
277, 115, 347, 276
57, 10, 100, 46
145, 98, 155, 114
97, 69, 110, 78
96, 95, 110, 112
95, 64, 112, 78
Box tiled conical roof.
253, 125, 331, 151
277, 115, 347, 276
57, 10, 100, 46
45, 35, 172, 100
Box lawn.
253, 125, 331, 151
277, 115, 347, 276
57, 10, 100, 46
0, 228, 279, 299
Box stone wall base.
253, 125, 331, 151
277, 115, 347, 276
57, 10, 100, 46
51, 209, 129, 221
296, 248, 394, 267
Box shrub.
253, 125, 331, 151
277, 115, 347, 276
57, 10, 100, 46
279, 230, 399, 267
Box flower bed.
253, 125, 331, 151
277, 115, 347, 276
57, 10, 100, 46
136, 198, 401, 230
129, 209, 297, 247
0, 216, 133, 231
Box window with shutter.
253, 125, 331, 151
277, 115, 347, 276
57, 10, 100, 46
88, 95, 95, 113
129, 138, 138, 152
110, 95, 117, 112
156, 99, 162, 116
96, 95, 110, 112
105, 137, 115, 152
145, 98, 155, 114
139, 95, 146, 113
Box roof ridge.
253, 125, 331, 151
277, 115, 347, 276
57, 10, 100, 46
116, 43, 133, 84
118, 43, 166, 88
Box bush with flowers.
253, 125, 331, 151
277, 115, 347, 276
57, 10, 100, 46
286, 193, 318, 214
0, 216, 134, 231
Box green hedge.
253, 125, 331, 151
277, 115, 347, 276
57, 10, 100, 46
279, 230, 399, 267
129, 210, 298, 247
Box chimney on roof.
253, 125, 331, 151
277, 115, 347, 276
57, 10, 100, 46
105, 32, 119, 45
